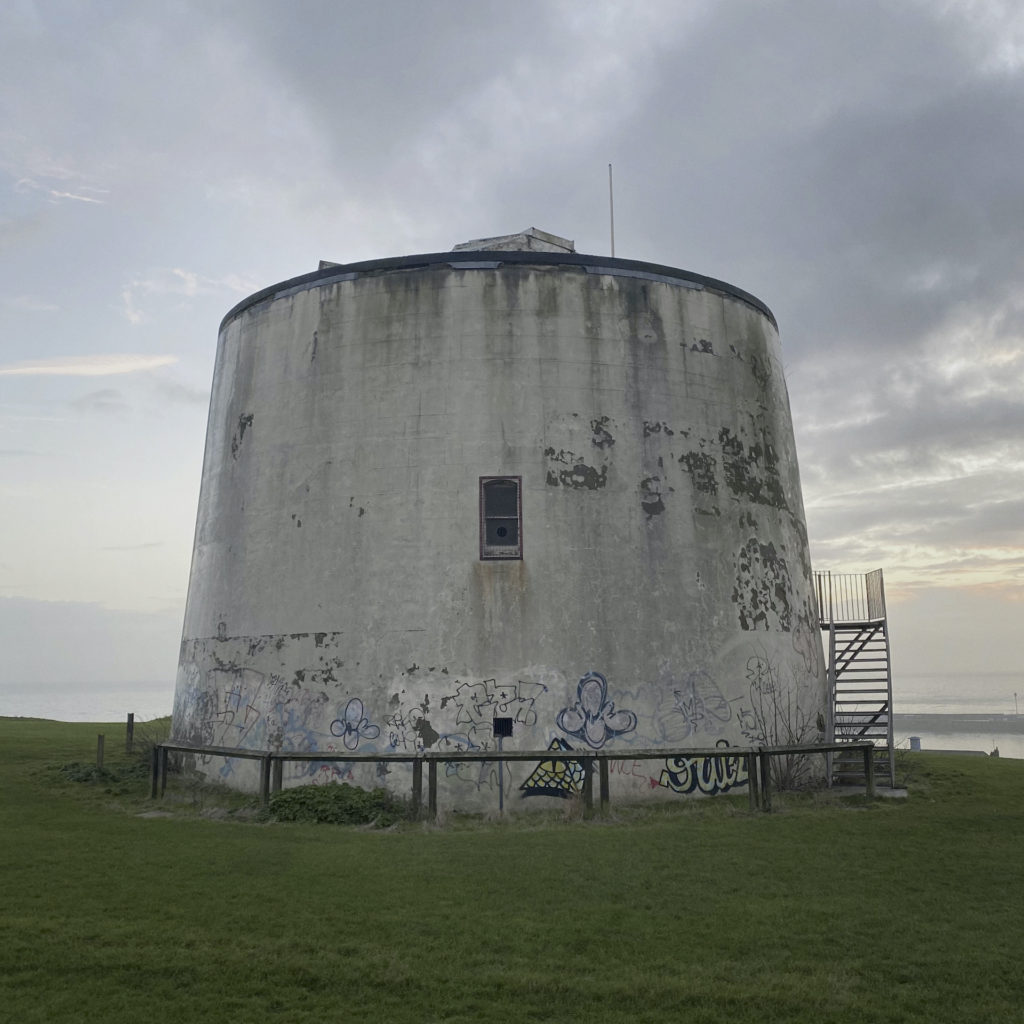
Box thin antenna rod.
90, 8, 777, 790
608, 163, 616, 258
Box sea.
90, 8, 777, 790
1, 681, 174, 725
891, 672, 1024, 760
2, 672, 1022, 759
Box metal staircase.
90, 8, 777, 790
814, 570, 895, 787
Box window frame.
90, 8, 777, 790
479, 476, 523, 560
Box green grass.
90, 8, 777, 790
2, 718, 1023, 1023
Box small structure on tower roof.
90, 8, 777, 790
451, 226, 575, 253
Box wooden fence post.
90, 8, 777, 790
582, 758, 594, 812
428, 760, 438, 820
599, 757, 610, 813
412, 759, 422, 818
746, 753, 758, 812
96, 734, 105, 770
864, 745, 876, 798
150, 745, 160, 799
271, 758, 283, 794
759, 750, 772, 812
125, 713, 134, 755
259, 755, 272, 807
159, 746, 169, 797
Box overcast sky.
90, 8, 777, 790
2, 0, 1023, 716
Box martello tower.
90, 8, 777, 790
171, 229, 826, 806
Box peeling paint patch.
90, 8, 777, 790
639, 476, 665, 517
413, 716, 440, 748
678, 450, 718, 497
590, 416, 615, 449
544, 447, 608, 489
230, 413, 253, 459
748, 354, 770, 389
643, 420, 675, 438
719, 427, 787, 509
732, 537, 793, 632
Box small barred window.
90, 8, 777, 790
480, 477, 522, 560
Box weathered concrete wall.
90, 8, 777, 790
172, 254, 826, 806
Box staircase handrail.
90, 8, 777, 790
814, 569, 887, 625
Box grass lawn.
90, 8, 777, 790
1, 716, 1022, 1023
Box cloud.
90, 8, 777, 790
800, 327, 1024, 589
13, 176, 108, 205
0, 354, 177, 377
70, 388, 130, 415
2, 295, 58, 312
47, 188, 105, 204
119, 267, 258, 325
151, 377, 209, 407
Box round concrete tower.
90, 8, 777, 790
172, 229, 826, 806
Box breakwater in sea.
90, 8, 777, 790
895, 713, 1024, 735
892, 713, 1024, 759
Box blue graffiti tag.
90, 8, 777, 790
329, 697, 381, 751
556, 671, 637, 748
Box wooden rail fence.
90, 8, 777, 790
151, 741, 877, 816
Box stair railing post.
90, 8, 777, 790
827, 621, 837, 784
864, 744, 876, 798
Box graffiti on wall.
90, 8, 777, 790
175, 665, 332, 757
556, 671, 637, 748
520, 738, 585, 799
173, 632, 387, 781
330, 697, 381, 750
439, 678, 547, 738
173, 634, 822, 803
738, 651, 823, 748
656, 738, 749, 796
663, 670, 733, 739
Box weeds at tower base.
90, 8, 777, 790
745, 671, 823, 790
259, 782, 408, 827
